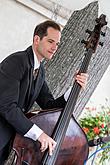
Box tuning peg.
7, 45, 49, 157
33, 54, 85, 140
96, 15, 107, 26
81, 39, 88, 45
99, 42, 104, 47
101, 31, 106, 36
85, 29, 92, 35
95, 18, 100, 24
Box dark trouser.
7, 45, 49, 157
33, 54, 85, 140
0, 140, 12, 165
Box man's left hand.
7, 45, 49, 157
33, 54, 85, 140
75, 73, 88, 89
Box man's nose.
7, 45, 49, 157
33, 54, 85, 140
52, 43, 57, 51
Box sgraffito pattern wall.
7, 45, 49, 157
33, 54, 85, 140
44, 1, 110, 118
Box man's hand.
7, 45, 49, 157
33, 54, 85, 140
75, 73, 88, 89
38, 132, 56, 156
64, 72, 88, 101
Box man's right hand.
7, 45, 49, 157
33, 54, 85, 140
38, 132, 57, 156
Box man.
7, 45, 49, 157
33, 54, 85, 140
0, 20, 88, 164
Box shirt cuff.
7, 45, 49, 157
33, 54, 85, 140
24, 124, 43, 141
64, 86, 72, 102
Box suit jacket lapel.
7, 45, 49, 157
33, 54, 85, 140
25, 47, 45, 111
25, 46, 34, 111
26, 68, 33, 106
27, 63, 45, 110
33, 65, 44, 98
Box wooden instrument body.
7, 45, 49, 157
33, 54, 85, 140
13, 109, 89, 165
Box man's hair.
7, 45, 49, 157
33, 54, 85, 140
33, 20, 61, 40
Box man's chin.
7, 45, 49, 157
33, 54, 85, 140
46, 55, 53, 60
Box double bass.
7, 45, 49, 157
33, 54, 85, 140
7, 14, 107, 165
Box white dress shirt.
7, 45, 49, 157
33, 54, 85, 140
24, 49, 72, 141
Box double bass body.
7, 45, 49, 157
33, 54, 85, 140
13, 109, 89, 165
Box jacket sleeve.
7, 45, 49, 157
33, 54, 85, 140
36, 81, 66, 110
0, 54, 33, 135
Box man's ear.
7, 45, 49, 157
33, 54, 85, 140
33, 35, 40, 44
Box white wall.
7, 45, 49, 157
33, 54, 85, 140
87, 65, 110, 108
0, 0, 46, 61
51, 0, 110, 27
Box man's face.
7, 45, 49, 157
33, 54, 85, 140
34, 27, 61, 61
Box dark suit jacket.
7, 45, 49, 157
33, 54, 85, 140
0, 46, 66, 150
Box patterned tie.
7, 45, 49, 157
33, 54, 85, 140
33, 69, 39, 80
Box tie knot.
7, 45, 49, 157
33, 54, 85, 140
33, 69, 38, 80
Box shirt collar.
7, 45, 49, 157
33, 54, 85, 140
33, 48, 40, 70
